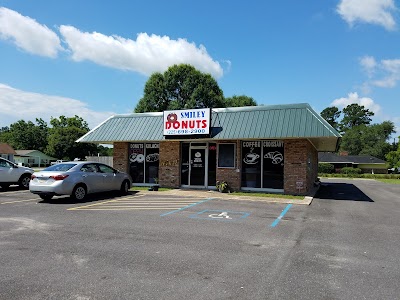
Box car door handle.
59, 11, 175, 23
82, 174, 88, 177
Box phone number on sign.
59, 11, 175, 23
166, 129, 206, 135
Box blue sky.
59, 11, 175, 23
0, 0, 399, 135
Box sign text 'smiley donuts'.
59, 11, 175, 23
163, 108, 211, 135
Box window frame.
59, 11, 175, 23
217, 143, 236, 169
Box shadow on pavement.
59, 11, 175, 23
0, 186, 27, 192
38, 191, 139, 205
315, 182, 374, 202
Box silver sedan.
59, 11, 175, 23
29, 161, 132, 201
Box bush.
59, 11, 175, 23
318, 163, 334, 174
216, 180, 229, 193
340, 167, 362, 175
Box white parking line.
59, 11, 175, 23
69, 196, 207, 211
1, 198, 38, 204
0, 190, 29, 195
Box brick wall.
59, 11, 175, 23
284, 139, 316, 195
113, 142, 129, 173
113, 139, 319, 195
307, 141, 319, 191
216, 140, 241, 191
159, 141, 180, 188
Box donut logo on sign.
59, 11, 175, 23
167, 113, 178, 124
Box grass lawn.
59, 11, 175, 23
375, 179, 400, 184
131, 186, 171, 191
131, 186, 304, 199
228, 191, 304, 199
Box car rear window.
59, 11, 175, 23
44, 163, 76, 172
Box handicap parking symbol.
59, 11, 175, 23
189, 210, 250, 221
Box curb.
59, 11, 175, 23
138, 187, 320, 205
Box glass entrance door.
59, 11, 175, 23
181, 142, 216, 188
190, 147, 206, 186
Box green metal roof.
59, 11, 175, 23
77, 103, 341, 151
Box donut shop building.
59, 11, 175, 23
77, 103, 341, 195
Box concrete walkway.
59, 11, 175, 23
138, 188, 317, 205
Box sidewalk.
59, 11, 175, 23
138, 187, 319, 205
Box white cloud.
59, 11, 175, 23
0, 7, 62, 57
59, 25, 224, 78
331, 92, 381, 114
0, 83, 114, 129
337, 0, 397, 30
360, 56, 400, 88
374, 59, 400, 87
360, 55, 377, 77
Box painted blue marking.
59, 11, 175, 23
189, 209, 251, 221
160, 198, 214, 216
270, 204, 292, 227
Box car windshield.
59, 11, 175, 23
44, 163, 76, 172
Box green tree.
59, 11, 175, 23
0, 126, 11, 144
135, 64, 225, 112
0, 119, 48, 152
46, 115, 97, 160
225, 95, 257, 107
96, 145, 113, 156
339, 103, 374, 132
340, 121, 395, 160
386, 136, 400, 168
320, 106, 341, 130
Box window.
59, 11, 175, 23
217, 143, 235, 168
0, 158, 12, 168
98, 164, 115, 173
129, 143, 159, 184
81, 164, 98, 173
241, 140, 284, 189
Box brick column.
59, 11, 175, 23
307, 141, 318, 192
215, 140, 241, 191
284, 139, 315, 195
113, 142, 129, 173
159, 141, 180, 188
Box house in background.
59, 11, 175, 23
318, 152, 388, 174
0, 143, 17, 161
14, 150, 57, 167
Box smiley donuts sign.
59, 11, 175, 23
163, 108, 211, 136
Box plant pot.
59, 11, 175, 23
152, 185, 159, 191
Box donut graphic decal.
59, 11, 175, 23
130, 153, 145, 163
146, 153, 159, 162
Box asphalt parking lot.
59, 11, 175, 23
1, 179, 400, 300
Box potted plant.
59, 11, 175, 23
152, 177, 159, 191
216, 180, 228, 193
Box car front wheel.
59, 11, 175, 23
71, 184, 87, 201
120, 180, 130, 195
